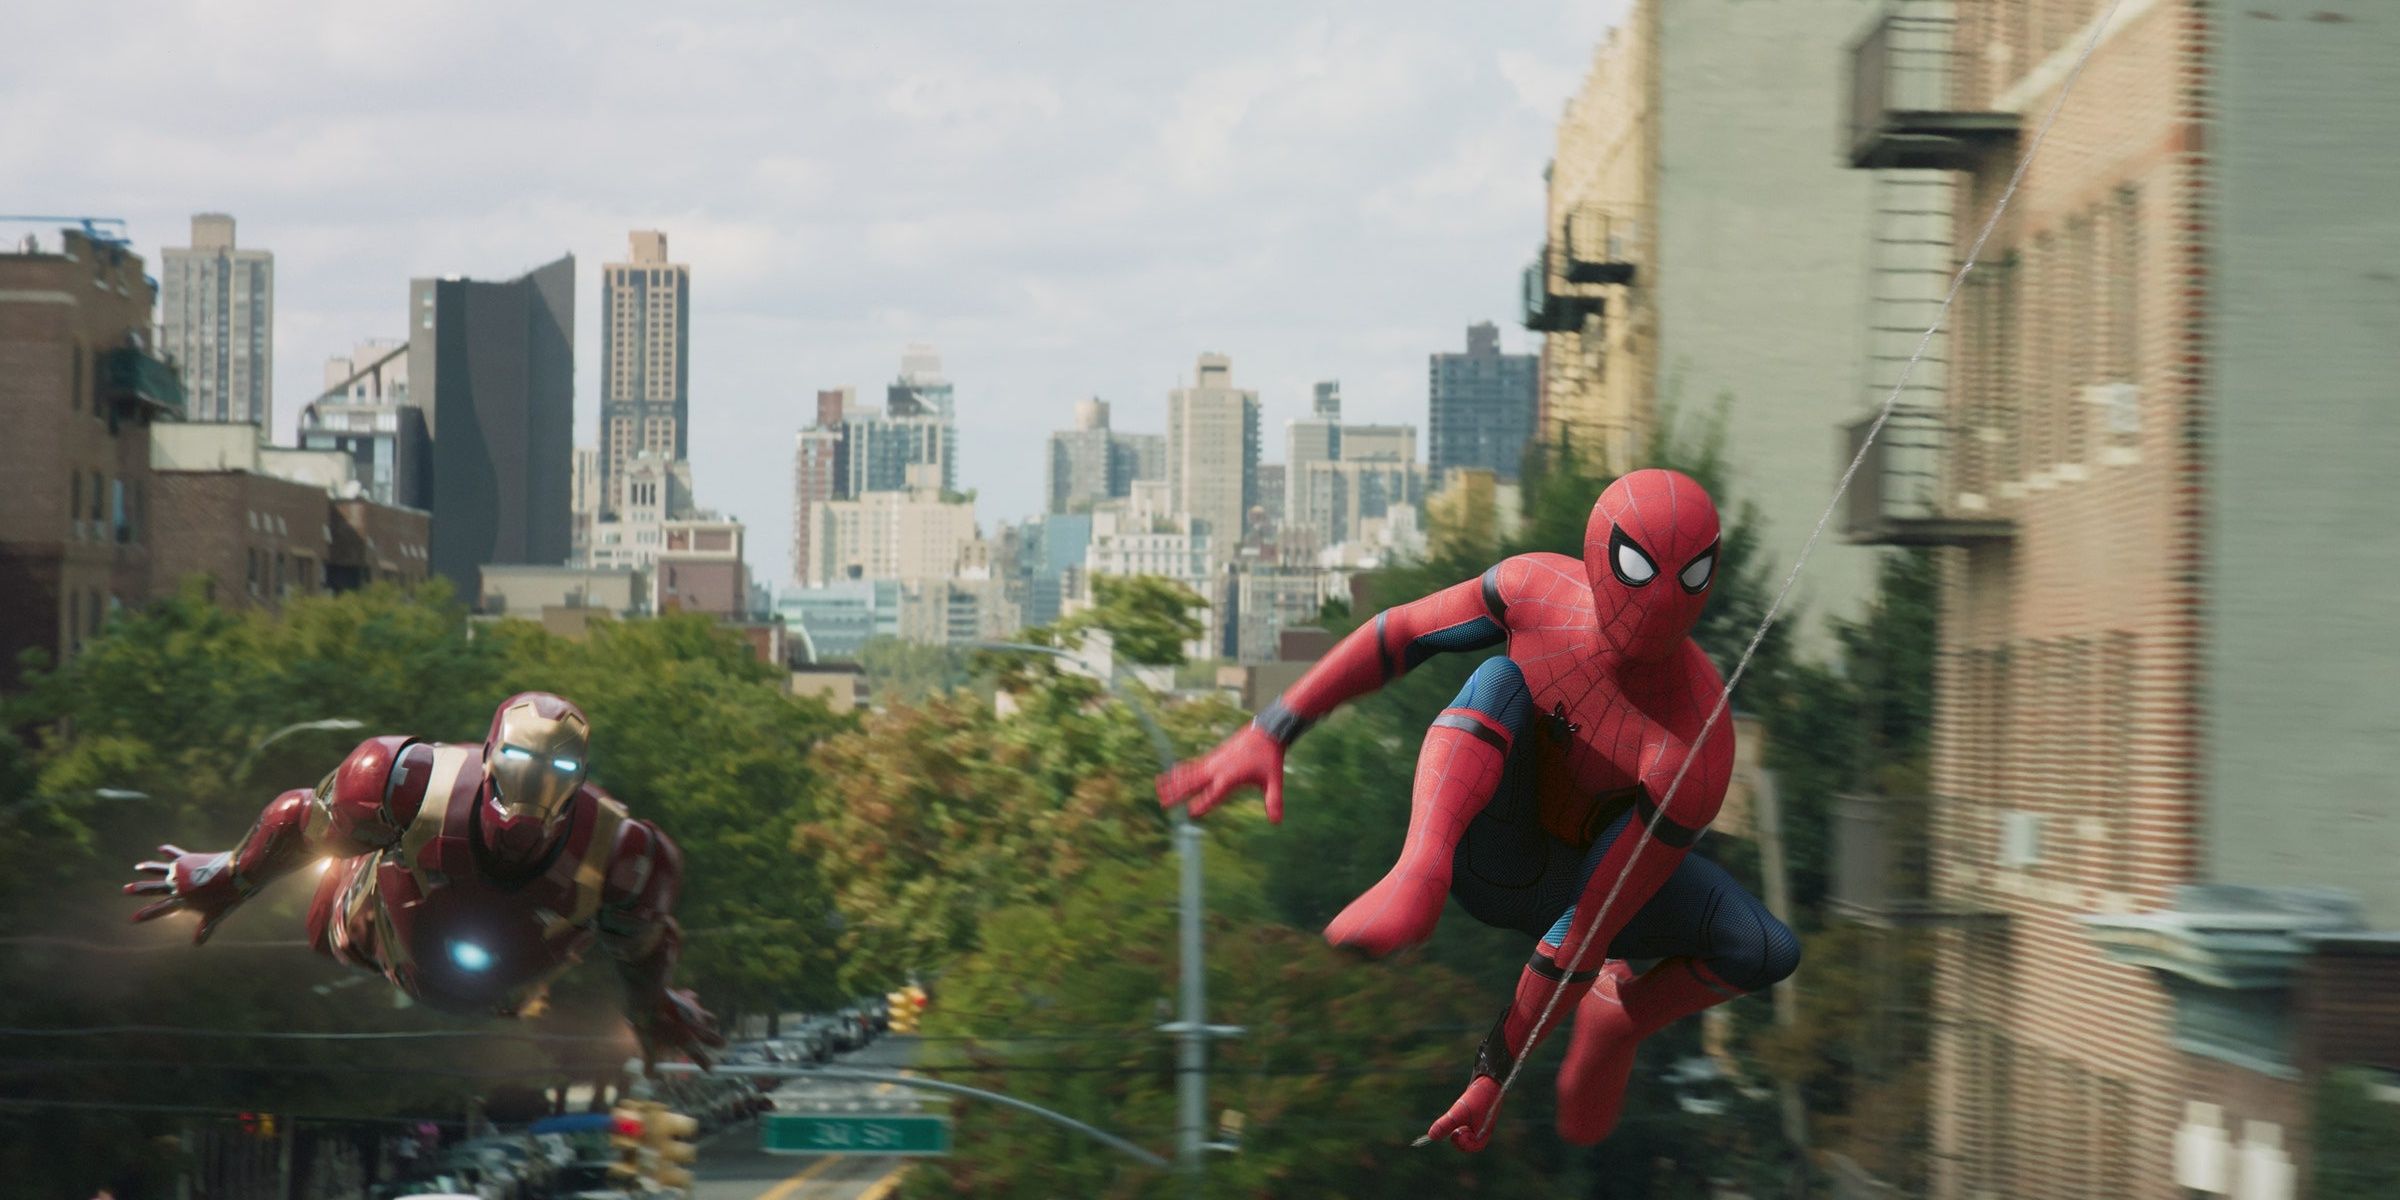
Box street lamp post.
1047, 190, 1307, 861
233, 718, 366, 787
970, 641, 1235, 1194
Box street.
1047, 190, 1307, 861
693, 1035, 917, 1200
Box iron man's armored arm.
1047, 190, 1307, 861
1159, 562, 1515, 821
597, 816, 724, 1068
125, 736, 425, 943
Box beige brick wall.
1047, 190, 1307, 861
1926, 2, 2208, 1196
1541, 2, 1656, 468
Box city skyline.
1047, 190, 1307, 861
0, 0, 1623, 588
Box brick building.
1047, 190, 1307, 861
1832, 2, 2400, 1197
0, 230, 180, 688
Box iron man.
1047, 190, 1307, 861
123, 692, 723, 1067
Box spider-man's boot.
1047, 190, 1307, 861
1326, 659, 1528, 956
1557, 957, 1741, 1144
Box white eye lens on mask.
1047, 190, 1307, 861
1616, 542, 1656, 584
1680, 553, 1715, 593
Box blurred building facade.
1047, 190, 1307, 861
1534, 0, 1879, 636
1830, 3, 2400, 1197
159, 213, 273, 432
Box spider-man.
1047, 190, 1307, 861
122, 692, 724, 1068
1159, 468, 1799, 1148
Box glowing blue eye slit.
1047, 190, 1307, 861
552, 758, 579, 773
450, 940, 493, 972
500, 746, 532, 761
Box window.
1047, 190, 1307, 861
69, 470, 82, 539
111, 479, 127, 543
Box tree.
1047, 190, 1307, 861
903, 860, 1563, 1200
0, 587, 850, 1197
1052, 575, 1209, 667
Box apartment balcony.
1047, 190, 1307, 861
1521, 251, 1604, 334
1838, 407, 2012, 546
1830, 793, 2005, 929
1845, 9, 2018, 170
101, 345, 186, 421
1560, 205, 1636, 287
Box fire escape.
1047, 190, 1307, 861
1839, 2, 2017, 549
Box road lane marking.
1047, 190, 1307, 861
753, 1154, 841, 1200
854, 1163, 911, 1200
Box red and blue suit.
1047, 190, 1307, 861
124, 692, 724, 1067
1159, 468, 1799, 1148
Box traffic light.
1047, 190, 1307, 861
608, 1105, 646, 1181
887, 990, 916, 1035
645, 1105, 700, 1190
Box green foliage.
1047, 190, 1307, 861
2315, 1068, 2400, 1200
904, 860, 1560, 1200
860, 635, 988, 706
1053, 575, 1210, 667
0, 587, 847, 1197
794, 680, 1174, 996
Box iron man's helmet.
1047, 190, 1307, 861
481, 691, 590, 856
1582, 468, 1721, 664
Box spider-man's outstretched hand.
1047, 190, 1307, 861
1156, 723, 1285, 823
1423, 1076, 1503, 1152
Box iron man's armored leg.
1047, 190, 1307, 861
1554, 851, 1801, 1144
1324, 656, 1531, 956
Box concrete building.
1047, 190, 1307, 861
1085, 480, 1212, 596
1284, 383, 1343, 530
599, 231, 689, 516
843, 408, 955, 498
587, 451, 697, 574
159, 213, 273, 431
653, 520, 749, 620
807, 483, 977, 586
1428, 321, 1538, 485
1044, 397, 1166, 515
1297, 458, 1427, 552
1533, 0, 1879, 636
1166, 353, 1259, 565
409, 255, 575, 593
475, 564, 648, 637
778, 579, 903, 663
300, 337, 427, 511
1219, 564, 1330, 665
569, 446, 600, 566
0, 229, 180, 687
1828, 4, 2400, 1197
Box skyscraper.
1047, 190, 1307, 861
1428, 321, 1537, 485
889, 342, 955, 420
1167, 352, 1259, 564
600, 231, 689, 516
409, 255, 575, 593
159, 213, 273, 432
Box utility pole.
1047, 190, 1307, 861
972, 640, 1236, 1195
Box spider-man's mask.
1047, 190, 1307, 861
1582, 469, 1721, 663
480, 691, 590, 859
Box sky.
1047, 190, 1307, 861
4, 0, 1631, 589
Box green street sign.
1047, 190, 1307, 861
762, 1113, 951, 1157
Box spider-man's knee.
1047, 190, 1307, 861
1705, 894, 1802, 993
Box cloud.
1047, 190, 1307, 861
2, 0, 1621, 589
